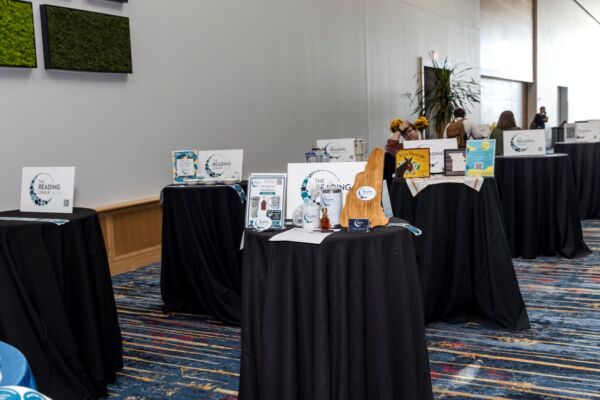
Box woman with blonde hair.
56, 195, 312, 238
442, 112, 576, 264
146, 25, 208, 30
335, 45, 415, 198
490, 110, 520, 155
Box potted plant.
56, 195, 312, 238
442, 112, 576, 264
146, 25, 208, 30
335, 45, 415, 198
412, 55, 480, 138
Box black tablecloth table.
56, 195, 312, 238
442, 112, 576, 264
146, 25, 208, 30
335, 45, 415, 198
161, 184, 246, 325
495, 154, 591, 259
554, 142, 600, 219
391, 178, 530, 330
0, 208, 123, 400
240, 226, 433, 400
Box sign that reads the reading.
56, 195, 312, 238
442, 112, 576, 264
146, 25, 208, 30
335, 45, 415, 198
316, 138, 357, 162
20, 167, 75, 213
502, 130, 546, 156
197, 149, 244, 180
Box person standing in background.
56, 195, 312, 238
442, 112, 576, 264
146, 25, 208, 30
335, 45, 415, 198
443, 108, 482, 148
491, 110, 521, 155
532, 106, 549, 129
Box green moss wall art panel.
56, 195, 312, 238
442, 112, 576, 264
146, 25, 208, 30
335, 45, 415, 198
40, 5, 132, 73
0, 0, 37, 68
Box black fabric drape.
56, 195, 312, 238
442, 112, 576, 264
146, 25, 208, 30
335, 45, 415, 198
383, 152, 396, 191
240, 226, 433, 400
554, 142, 600, 220
161, 184, 246, 325
391, 178, 530, 331
0, 208, 123, 400
495, 154, 591, 259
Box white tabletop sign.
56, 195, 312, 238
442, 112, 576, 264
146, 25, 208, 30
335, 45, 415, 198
316, 138, 356, 162
286, 162, 366, 217
403, 138, 458, 174
575, 121, 600, 142
20, 167, 75, 213
503, 130, 546, 156
197, 149, 243, 180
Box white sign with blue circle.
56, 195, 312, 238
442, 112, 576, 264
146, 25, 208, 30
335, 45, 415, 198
20, 167, 75, 213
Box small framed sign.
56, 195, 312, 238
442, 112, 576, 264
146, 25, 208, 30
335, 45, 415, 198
444, 149, 466, 176
20, 167, 75, 213
245, 174, 287, 229
172, 150, 198, 183
395, 148, 431, 178
403, 138, 458, 174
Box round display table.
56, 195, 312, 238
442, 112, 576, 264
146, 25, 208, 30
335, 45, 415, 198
495, 154, 591, 259
239, 225, 433, 400
391, 177, 529, 330
554, 142, 600, 219
0, 208, 122, 400
161, 183, 246, 324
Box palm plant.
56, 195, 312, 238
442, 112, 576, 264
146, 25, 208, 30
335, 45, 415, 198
412, 56, 480, 138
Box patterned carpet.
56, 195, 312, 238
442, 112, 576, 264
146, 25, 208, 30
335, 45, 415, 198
108, 221, 600, 399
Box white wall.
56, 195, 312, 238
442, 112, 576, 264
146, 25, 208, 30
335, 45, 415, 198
365, 0, 481, 146
0, 0, 481, 210
537, 0, 600, 125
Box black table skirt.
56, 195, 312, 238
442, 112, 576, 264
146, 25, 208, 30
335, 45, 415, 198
554, 142, 600, 219
391, 178, 530, 331
495, 154, 591, 259
0, 208, 123, 400
161, 184, 246, 325
240, 226, 433, 400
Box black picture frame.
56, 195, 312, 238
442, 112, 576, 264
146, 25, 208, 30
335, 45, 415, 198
40, 4, 133, 73
444, 149, 466, 176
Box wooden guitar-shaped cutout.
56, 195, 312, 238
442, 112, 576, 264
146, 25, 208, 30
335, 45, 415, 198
340, 148, 389, 228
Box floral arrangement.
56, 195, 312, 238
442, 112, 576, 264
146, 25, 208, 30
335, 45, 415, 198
414, 116, 429, 130
389, 118, 404, 132
489, 122, 497, 131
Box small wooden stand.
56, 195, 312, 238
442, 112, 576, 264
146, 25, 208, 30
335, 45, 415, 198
340, 148, 389, 228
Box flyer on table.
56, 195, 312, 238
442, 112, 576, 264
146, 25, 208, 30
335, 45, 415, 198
246, 174, 286, 229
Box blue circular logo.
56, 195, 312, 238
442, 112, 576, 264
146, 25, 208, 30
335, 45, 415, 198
300, 170, 341, 205
29, 173, 55, 206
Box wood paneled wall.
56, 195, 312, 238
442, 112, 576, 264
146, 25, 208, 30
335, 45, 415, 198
97, 197, 162, 275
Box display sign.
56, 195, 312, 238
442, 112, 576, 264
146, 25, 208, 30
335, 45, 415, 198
575, 121, 600, 142
444, 149, 466, 176
395, 148, 431, 178
197, 149, 243, 180
403, 138, 458, 174
502, 130, 546, 156
172, 150, 198, 183
245, 174, 287, 229
316, 138, 356, 162
465, 139, 495, 176
286, 162, 366, 217
20, 167, 75, 213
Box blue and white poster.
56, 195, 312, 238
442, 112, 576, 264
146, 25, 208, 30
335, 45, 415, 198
465, 139, 496, 176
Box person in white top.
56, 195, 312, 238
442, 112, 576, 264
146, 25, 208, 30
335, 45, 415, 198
443, 108, 482, 148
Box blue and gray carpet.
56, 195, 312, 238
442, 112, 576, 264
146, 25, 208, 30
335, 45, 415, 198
108, 221, 600, 399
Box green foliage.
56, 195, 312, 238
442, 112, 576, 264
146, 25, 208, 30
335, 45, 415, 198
0, 0, 37, 68
412, 55, 480, 138
42, 5, 132, 73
